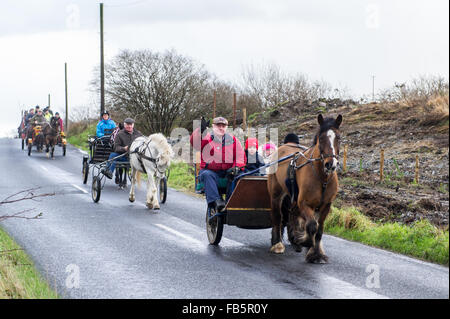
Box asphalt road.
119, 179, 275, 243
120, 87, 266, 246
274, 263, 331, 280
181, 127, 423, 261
0, 137, 448, 299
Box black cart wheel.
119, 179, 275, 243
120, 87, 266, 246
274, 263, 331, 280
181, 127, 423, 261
158, 177, 167, 204
82, 160, 89, 184
91, 176, 101, 203
206, 206, 223, 245
63, 145, 66, 156
28, 143, 32, 156
21, 139, 24, 150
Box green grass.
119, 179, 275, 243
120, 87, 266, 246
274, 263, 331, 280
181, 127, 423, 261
325, 206, 449, 265
0, 228, 58, 298
167, 161, 196, 193
67, 123, 96, 151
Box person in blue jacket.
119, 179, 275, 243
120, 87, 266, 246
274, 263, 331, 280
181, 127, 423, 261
96, 110, 116, 137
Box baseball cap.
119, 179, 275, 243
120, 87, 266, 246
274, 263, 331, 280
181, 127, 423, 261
212, 117, 228, 125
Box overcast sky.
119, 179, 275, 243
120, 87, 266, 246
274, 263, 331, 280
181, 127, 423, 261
0, 0, 448, 134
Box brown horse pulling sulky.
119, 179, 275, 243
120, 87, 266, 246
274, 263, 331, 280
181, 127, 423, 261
267, 114, 342, 263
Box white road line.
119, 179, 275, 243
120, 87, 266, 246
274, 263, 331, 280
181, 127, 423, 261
72, 184, 88, 194
319, 274, 389, 299
154, 223, 203, 246
40, 165, 49, 172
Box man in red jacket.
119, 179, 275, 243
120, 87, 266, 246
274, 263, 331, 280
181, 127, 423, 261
190, 116, 246, 211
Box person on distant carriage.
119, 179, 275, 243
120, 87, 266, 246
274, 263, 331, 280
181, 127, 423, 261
190, 116, 246, 212
244, 137, 265, 175
27, 109, 47, 139
96, 110, 116, 138
53, 112, 64, 132
101, 118, 142, 182
43, 107, 52, 122
25, 108, 34, 126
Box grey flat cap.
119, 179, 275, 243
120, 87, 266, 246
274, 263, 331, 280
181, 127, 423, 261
124, 118, 135, 124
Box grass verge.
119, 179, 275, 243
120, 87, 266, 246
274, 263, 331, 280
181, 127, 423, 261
167, 161, 196, 193
0, 227, 58, 298
67, 123, 96, 151
325, 206, 449, 265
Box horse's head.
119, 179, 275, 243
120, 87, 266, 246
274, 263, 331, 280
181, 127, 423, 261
315, 114, 342, 175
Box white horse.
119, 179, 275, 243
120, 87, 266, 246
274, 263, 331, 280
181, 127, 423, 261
129, 133, 174, 209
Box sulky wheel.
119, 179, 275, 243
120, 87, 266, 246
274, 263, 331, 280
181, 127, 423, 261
21, 138, 24, 150
158, 177, 167, 204
82, 160, 89, 184
91, 176, 101, 203
206, 205, 223, 245
28, 143, 32, 156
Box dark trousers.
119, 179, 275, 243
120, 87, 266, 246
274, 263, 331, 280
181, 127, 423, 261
199, 169, 227, 204
106, 152, 128, 173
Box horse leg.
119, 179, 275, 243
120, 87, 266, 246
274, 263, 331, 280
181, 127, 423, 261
306, 203, 331, 264
153, 176, 161, 210
146, 174, 159, 210
268, 179, 285, 254
287, 204, 305, 253
297, 201, 318, 250
129, 168, 136, 202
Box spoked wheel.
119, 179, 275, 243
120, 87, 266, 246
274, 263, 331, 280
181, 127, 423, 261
28, 143, 32, 156
158, 177, 167, 204
206, 206, 224, 245
91, 176, 101, 203
21, 139, 24, 150
82, 160, 89, 184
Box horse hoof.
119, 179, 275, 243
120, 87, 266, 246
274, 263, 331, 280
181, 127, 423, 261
306, 249, 328, 264
153, 206, 160, 210
146, 202, 153, 209
291, 244, 302, 253
270, 242, 285, 254
46, 152, 50, 158
129, 196, 135, 203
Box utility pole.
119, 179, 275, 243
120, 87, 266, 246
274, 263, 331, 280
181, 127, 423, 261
372, 75, 375, 102
100, 2, 105, 117
48, 94, 51, 108
65, 63, 69, 131
233, 93, 237, 129
213, 90, 216, 118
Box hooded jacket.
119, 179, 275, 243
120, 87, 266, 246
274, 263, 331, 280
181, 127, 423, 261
190, 127, 246, 171
96, 119, 116, 137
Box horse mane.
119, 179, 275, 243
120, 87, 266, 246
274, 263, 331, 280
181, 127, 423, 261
311, 117, 339, 146
149, 133, 174, 162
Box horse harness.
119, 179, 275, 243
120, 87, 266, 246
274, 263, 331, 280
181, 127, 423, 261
131, 138, 165, 175
286, 144, 339, 209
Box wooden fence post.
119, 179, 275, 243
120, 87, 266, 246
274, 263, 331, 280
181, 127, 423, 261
343, 144, 348, 171
415, 155, 419, 184
380, 149, 384, 181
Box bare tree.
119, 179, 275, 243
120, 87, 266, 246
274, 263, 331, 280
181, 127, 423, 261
99, 49, 211, 136
241, 62, 332, 109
